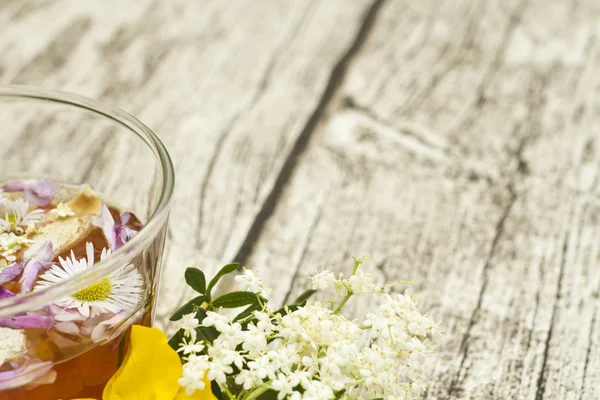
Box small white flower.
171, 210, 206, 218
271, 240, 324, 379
178, 339, 205, 355
216, 322, 245, 349
35, 243, 144, 318
206, 346, 235, 383
247, 354, 276, 381
242, 325, 268, 357
179, 354, 210, 395
235, 369, 260, 390
0, 232, 34, 263
347, 270, 376, 294
271, 373, 295, 399
48, 202, 76, 220
309, 269, 336, 291
174, 264, 435, 399
179, 313, 200, 342
202, 311, 231, 332
235, 268, 270, 298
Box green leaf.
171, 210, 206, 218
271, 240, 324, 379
168, 329, 184, 352
206, 262, 239, 297
211, 381, 225, 400
212, 291, 262, 308
195, 308, 219, 343
256, 390, 279, 400
291, 289, 317, 305
233, 303, 261, 322
185, 267, 206, 294
334, 389, 347, 399
169, 295, 206, 321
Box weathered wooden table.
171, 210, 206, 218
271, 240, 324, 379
3, 1, 599, 398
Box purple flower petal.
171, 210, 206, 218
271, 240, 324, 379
0, 361, 54, 391
3, 179, 59, 207
0, 261, 25, 285
0, 315, 52, 329
2, 182, 25, 192
19, 241, 54, 293
0, 286, 15, 299
93, 204, 117, 249
120, 212, 131, 226
92, 205, 140, 251
24, 180, 59, 207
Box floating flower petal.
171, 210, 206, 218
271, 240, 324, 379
0, 260, 25, 285
0, 360, 54, 391
4, 179, 59, 207
0, 286, 15, 299
20, 241, 54, 292
93, 205, 137, 251
0, 315, 53, 329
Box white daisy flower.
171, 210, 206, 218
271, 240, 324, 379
0, 199, 45, 234
35, 242, 144, 318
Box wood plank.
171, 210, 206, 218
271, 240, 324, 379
240, 0, 600, 398
0, 0, 376, 325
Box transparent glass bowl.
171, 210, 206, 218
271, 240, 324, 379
0, 86, 174, 399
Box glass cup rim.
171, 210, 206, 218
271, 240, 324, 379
0, 85, 175, 317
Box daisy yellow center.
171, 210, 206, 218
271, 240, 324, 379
72, 278, 112, 302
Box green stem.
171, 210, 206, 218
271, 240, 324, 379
384, 279, 414, 289
244, 384, 272, 400
333, 292, 353, 314
223, 385, 236, 399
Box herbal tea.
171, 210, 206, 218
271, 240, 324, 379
0, 179, 149, 399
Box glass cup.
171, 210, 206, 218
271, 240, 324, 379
0, 86, 174, 399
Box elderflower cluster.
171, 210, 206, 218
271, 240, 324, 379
174, 259, 438, 400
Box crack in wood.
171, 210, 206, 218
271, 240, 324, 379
392, 0, 481, 117
280, 192, 328, 306
233, 0, 388, 266
535, 218, 572, 400
447, 0, 530, 136
447, 185, 518, 397
195, 1, 317, 249
579, 308, 597, 400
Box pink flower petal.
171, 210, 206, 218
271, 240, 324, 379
91, 310, 128, 342
49, 331, 79, 350
50, 306, 85, 322
0, 361, 54, 391
24, 369, 57, 391
55, 321, 80, 335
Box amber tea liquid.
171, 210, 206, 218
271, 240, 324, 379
0, 182, 152, 400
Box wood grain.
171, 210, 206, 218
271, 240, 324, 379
239, 0, 600, 399
2, 0, 600, 398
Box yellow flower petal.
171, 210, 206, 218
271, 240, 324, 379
103, 326, 182, 400
66, 326, 215, 400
